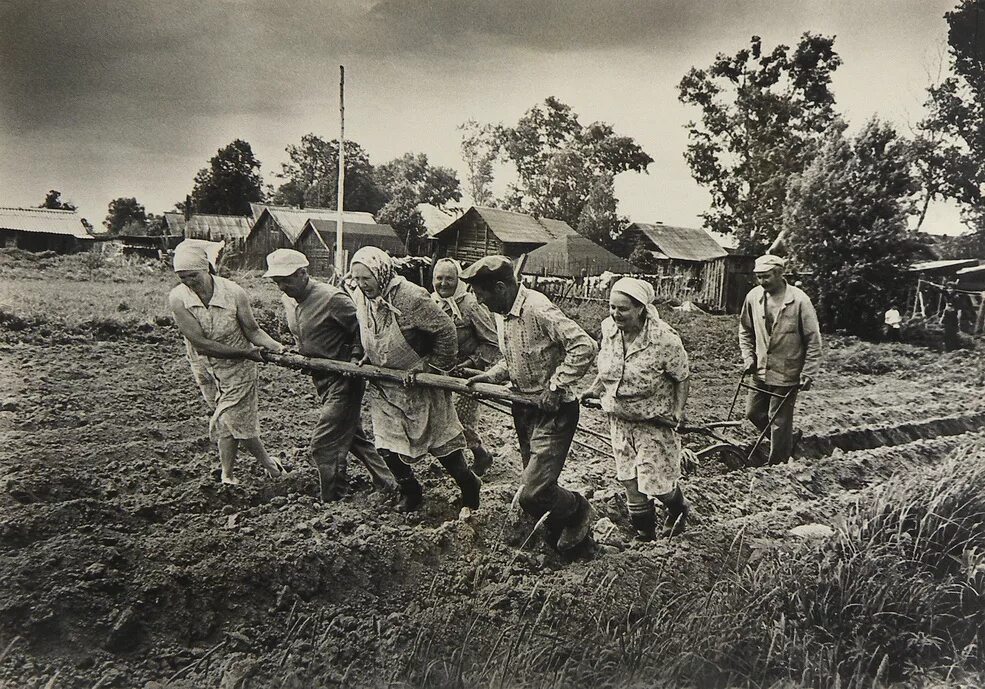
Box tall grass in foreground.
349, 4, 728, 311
393, 445, 985, 689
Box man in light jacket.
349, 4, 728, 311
738, 255, 822, 465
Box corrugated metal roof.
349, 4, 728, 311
910, 259, 980, 272
185, 214, 252, 239
436, 206, 577, 245
258, 205, 378, 244
627, 223, 727, 262
0, 207, 92, 239
523, 234, 640, 277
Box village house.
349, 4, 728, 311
617, 221, 753, 313
164, 213, 252, 244
522, 233, 639, 278
433, 206, 577, 263
239, 204, 378, 270
296, 218, 405, 276
0, 207, 94, 253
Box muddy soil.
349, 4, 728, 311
1, 306, 984, 687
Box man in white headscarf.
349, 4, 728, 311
581, 277, 691, 540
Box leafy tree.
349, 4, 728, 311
104, 197, 148, 235
375, 153, 461, 210
39, 190, 76, 211
190, 139, 265, 216
783, 118, 922, 337
678, 33, 843, 253
274, 135, 386, 213
577, 173, 624, 251
915, 0, 985, 229
490, 97, 652, 229
459, 119, 498, 205
376, 187, 424, 251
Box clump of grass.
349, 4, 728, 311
390, 443, 985, 689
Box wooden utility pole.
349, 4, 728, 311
335, 65, 346, 276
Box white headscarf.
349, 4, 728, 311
172, 241, 211, 272
431, 257, 469, 320
610, 277, 655, 307
349, 246, 404, 324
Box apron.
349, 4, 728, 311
356, 292, 464, 460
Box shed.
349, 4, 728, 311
296, 219, 406, 276
433, 206, 578, 263
619, 222, 728, 264
0, 207, 94, 253
182, 214, 252, 242
522, 234, 639, 277
240, 205, 378, 269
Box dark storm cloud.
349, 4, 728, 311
0, 0, 724, 135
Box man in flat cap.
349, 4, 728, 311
739, 254, 822, 465
461, 255, 598, 553
265, 249, 396, 502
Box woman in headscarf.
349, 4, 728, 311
348, 247, 481, 512
168, 241, 286, 485
580, 278, 691, 540
431, 257, 500, 476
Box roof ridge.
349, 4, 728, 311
0, 206, 78, 214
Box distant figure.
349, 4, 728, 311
462, 255, 598, 553
168, 241, 286, 485
265, 249, 396, 502
883, 304, 902, 342
431, 257, 501, 476
942, 302, 960, 352
738, 255, 822, 465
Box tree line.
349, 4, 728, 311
41, 0, 985, 336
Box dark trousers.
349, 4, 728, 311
746, 380, 799, 465
311, 376, 395, 498
511, 400, 582, 533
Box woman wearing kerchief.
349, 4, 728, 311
431, 257, 500, 476
348, 247, 481, 512
580, 277, 691, 540
168, 241, 286, 485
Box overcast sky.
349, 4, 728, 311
0, 0, 964, 233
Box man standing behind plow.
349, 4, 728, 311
739, 254, 822, 465
462, 256, 598, 553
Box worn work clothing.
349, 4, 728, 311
353, 279, 466, 460
434, 288, 500, 450
486, 286, 598, 402
610, 416, 682, 497
284, 279, 394, 496
745, 381, 799, 465
511, 400, 581, 534
171, 276, 260, 440
596, 309, 689, 421
738, 283, 822, 387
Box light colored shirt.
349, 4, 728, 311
596, 309, 689, 421
739, 282, 822, 387
486, 285, 597, 401
884, 309, 901, 328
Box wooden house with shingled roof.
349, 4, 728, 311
296, 218, 405, 276
164, 213, 252, 243
433, 206, 578, 264
240, 204, 378, 270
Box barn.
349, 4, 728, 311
433, 206, 577, 263
239, 205, 378, 269
0, 207, 94, 253
167, 213, 252, 243
522, 234, 639, 277
617, 222, 753, 313
296, 218, 405, 276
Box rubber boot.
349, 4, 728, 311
629, 508, 657, 542
382, 451, 423, 512
470, 445, 493, 477
438, 450, 481, 509
557, 494, 593, 552
659, 486, 690, 538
